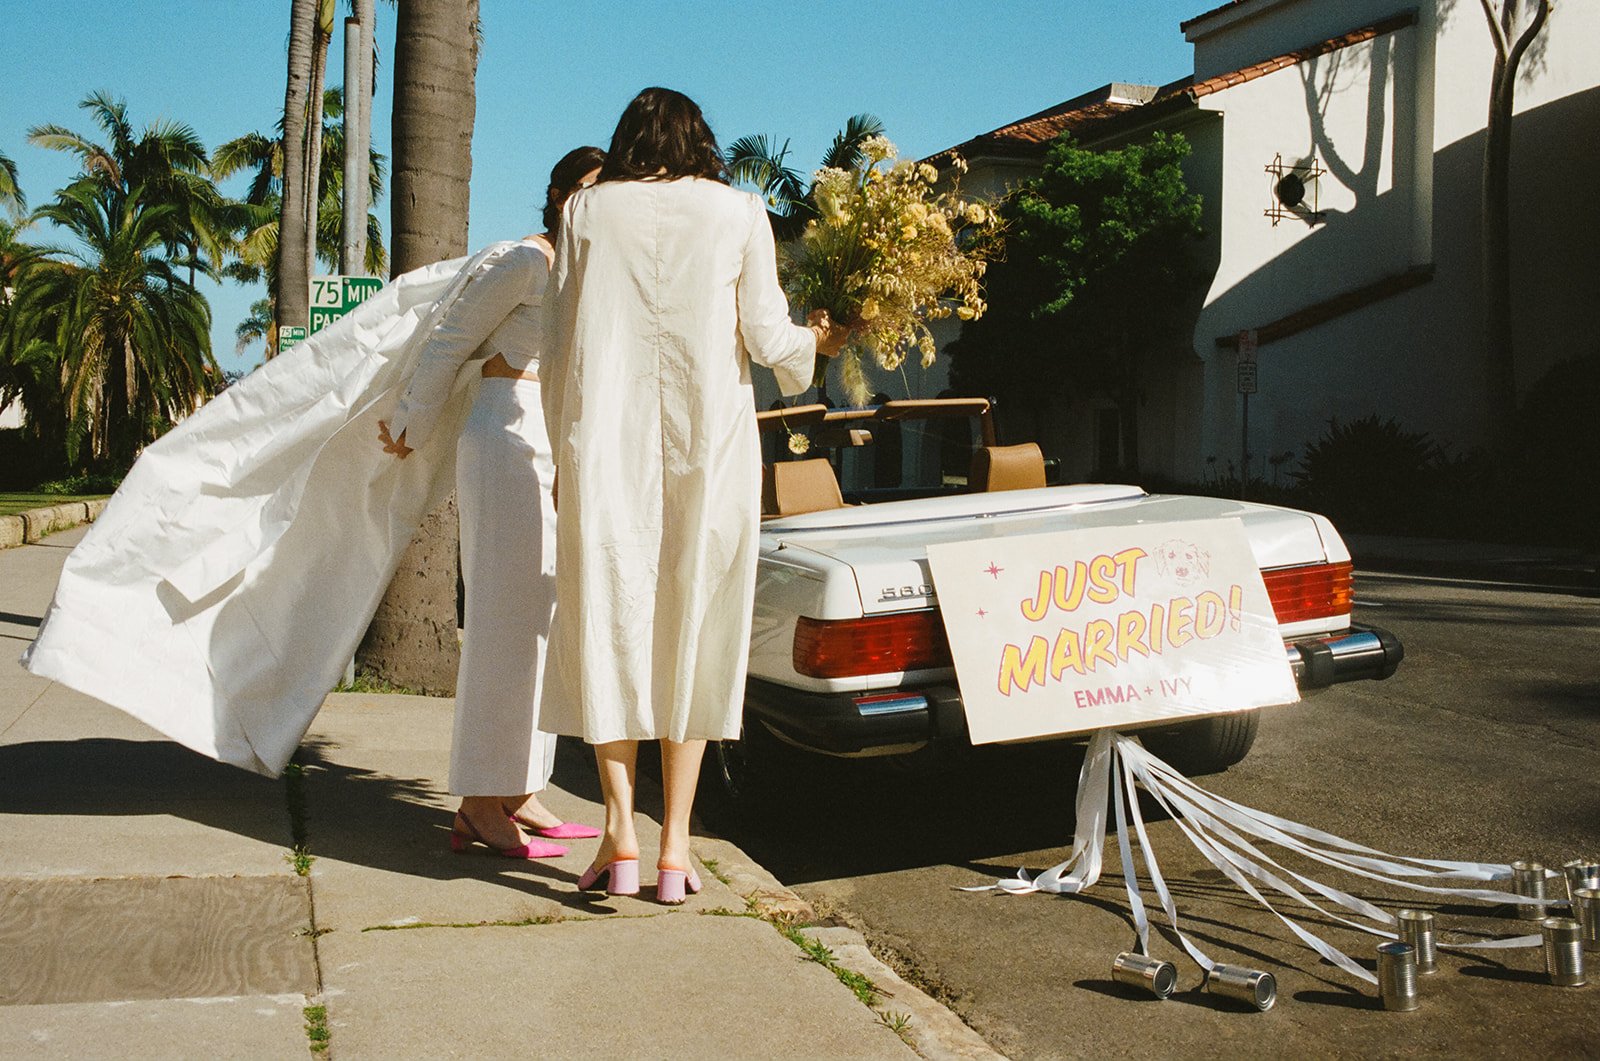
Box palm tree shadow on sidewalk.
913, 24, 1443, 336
0, 736, 617, 914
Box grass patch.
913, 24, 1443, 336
0, 492, 108, 517
282, 761, 315, 876
700, 857, 733, 886
333, 671, 424, 695
876, 1010, 913, 1044
303, 1003, 330, 1054
777, 922, 881, 1007
363, 913, 570, 931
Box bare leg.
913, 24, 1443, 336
591, 740, 640, 870
456, 795, 526, 849
658, 739, 706, 871
501, 793, 564, 831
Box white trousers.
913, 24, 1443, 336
449, 377, 559, 795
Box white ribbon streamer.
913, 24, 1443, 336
966, 727, 1547, 983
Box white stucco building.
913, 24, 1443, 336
884, 0, 1598, 483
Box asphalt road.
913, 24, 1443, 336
710, 571, 1600, 1059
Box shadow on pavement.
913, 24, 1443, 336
0, 735, 620, 914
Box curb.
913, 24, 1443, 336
690, 835, 1006, 1061
0, 499, 106, 549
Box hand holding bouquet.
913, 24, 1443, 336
782, 136, 1003, 404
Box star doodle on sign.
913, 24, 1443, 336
984, 562, 1003, 579
976, 607, 988, 619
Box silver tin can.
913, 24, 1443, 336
1206, 963, 1276, 1011
1513, 860, 1548, 920
1574, 888, 1600, 954
1377, 941, 1420, 1011
1564, 861, 1600, 908
1112, 952, 1178, 999
1396, 910, 1438, 974
1541, 917, 1587, 987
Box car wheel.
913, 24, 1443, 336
1137, 709, 1260, 776
704, 717, 785, 810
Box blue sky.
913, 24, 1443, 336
2, 0, 1204, 373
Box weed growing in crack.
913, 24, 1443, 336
876, 1010, 913, 1044
303, 1003, 330, 1054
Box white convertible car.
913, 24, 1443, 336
710, 398, 1403, 800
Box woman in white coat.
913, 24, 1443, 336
540, 89, 850, 902
383, 146, 606, 859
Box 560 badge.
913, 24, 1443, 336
879, 583, 936, 604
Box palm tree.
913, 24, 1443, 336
215, 88, 387, 357
26, 92, 231, 282
726, 114, 885, 241
0, 146, 25, 219
11, 181, 216, 467
356, 0, 479, 692
279, 0, 319, 333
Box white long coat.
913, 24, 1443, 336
22, 242, 546, 776
539, 179, 816, 743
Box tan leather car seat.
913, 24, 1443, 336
970, 443, 1046, 492
762, 459, 846, 517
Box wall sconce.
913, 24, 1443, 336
1265, 153, 1325, 226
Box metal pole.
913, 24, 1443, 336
340, 16, 364, 275
1240, 391, 1249, 501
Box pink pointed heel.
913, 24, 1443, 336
655, 864, 702, 905
449, 812, 568, 860
577, 858, 640, 896
512, 817, 602, 841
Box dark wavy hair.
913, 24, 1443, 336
597, 87, 727, 185
543, 145, 607, 232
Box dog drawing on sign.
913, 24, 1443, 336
1154, 539, 1210, 586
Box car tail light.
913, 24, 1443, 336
1262, 561, 1353, 623
793, 611, 952, 679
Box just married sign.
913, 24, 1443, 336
925, 519, 1299, 744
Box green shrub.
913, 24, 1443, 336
38, 472, 122, 495
1293, 415, 1443, 533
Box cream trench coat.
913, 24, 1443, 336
22, 242, 546, 777
538, 178, 816, 744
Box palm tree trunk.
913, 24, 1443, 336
354, 0, 375, 272
276, 0, 317, 339
356, 0, 479, 692
303, 1, 332, 281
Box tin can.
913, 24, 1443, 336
1513, 860, 1548, 921
1377, 941, 1420, 1011
1396, 910, 1438, 975
1564, 861, 1600, 909
1570, 889, 1599, 956
1542, 917, 1587, 987
1112, 952, 1178, 999
1206, 963, 1276, 1011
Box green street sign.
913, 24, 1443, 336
309, 275, 384, 334
277, 325, 308, 355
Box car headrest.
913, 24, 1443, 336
970, 443, 1046, 492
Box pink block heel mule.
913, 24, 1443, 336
655, 865, 702, 905
577, 858, 641, 896
449, 812, 568, 860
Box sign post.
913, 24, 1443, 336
1237, 329, 1258, 499
277, 325, 307, 356
310, 275, 384, 334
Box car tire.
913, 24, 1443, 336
1137, 709, 1260, 776
702, 718, 787, 813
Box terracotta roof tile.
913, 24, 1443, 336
1168, 12, 1419, 101
926, 13, 1417, 167
925, 85, 1155, 165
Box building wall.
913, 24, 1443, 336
1189, 0, 1600, 480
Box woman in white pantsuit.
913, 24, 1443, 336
384, 147, 607, 859
540, 90, 850, 901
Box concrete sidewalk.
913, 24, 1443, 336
1345, 533, 1599, 588
0, 527, 961, 1060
